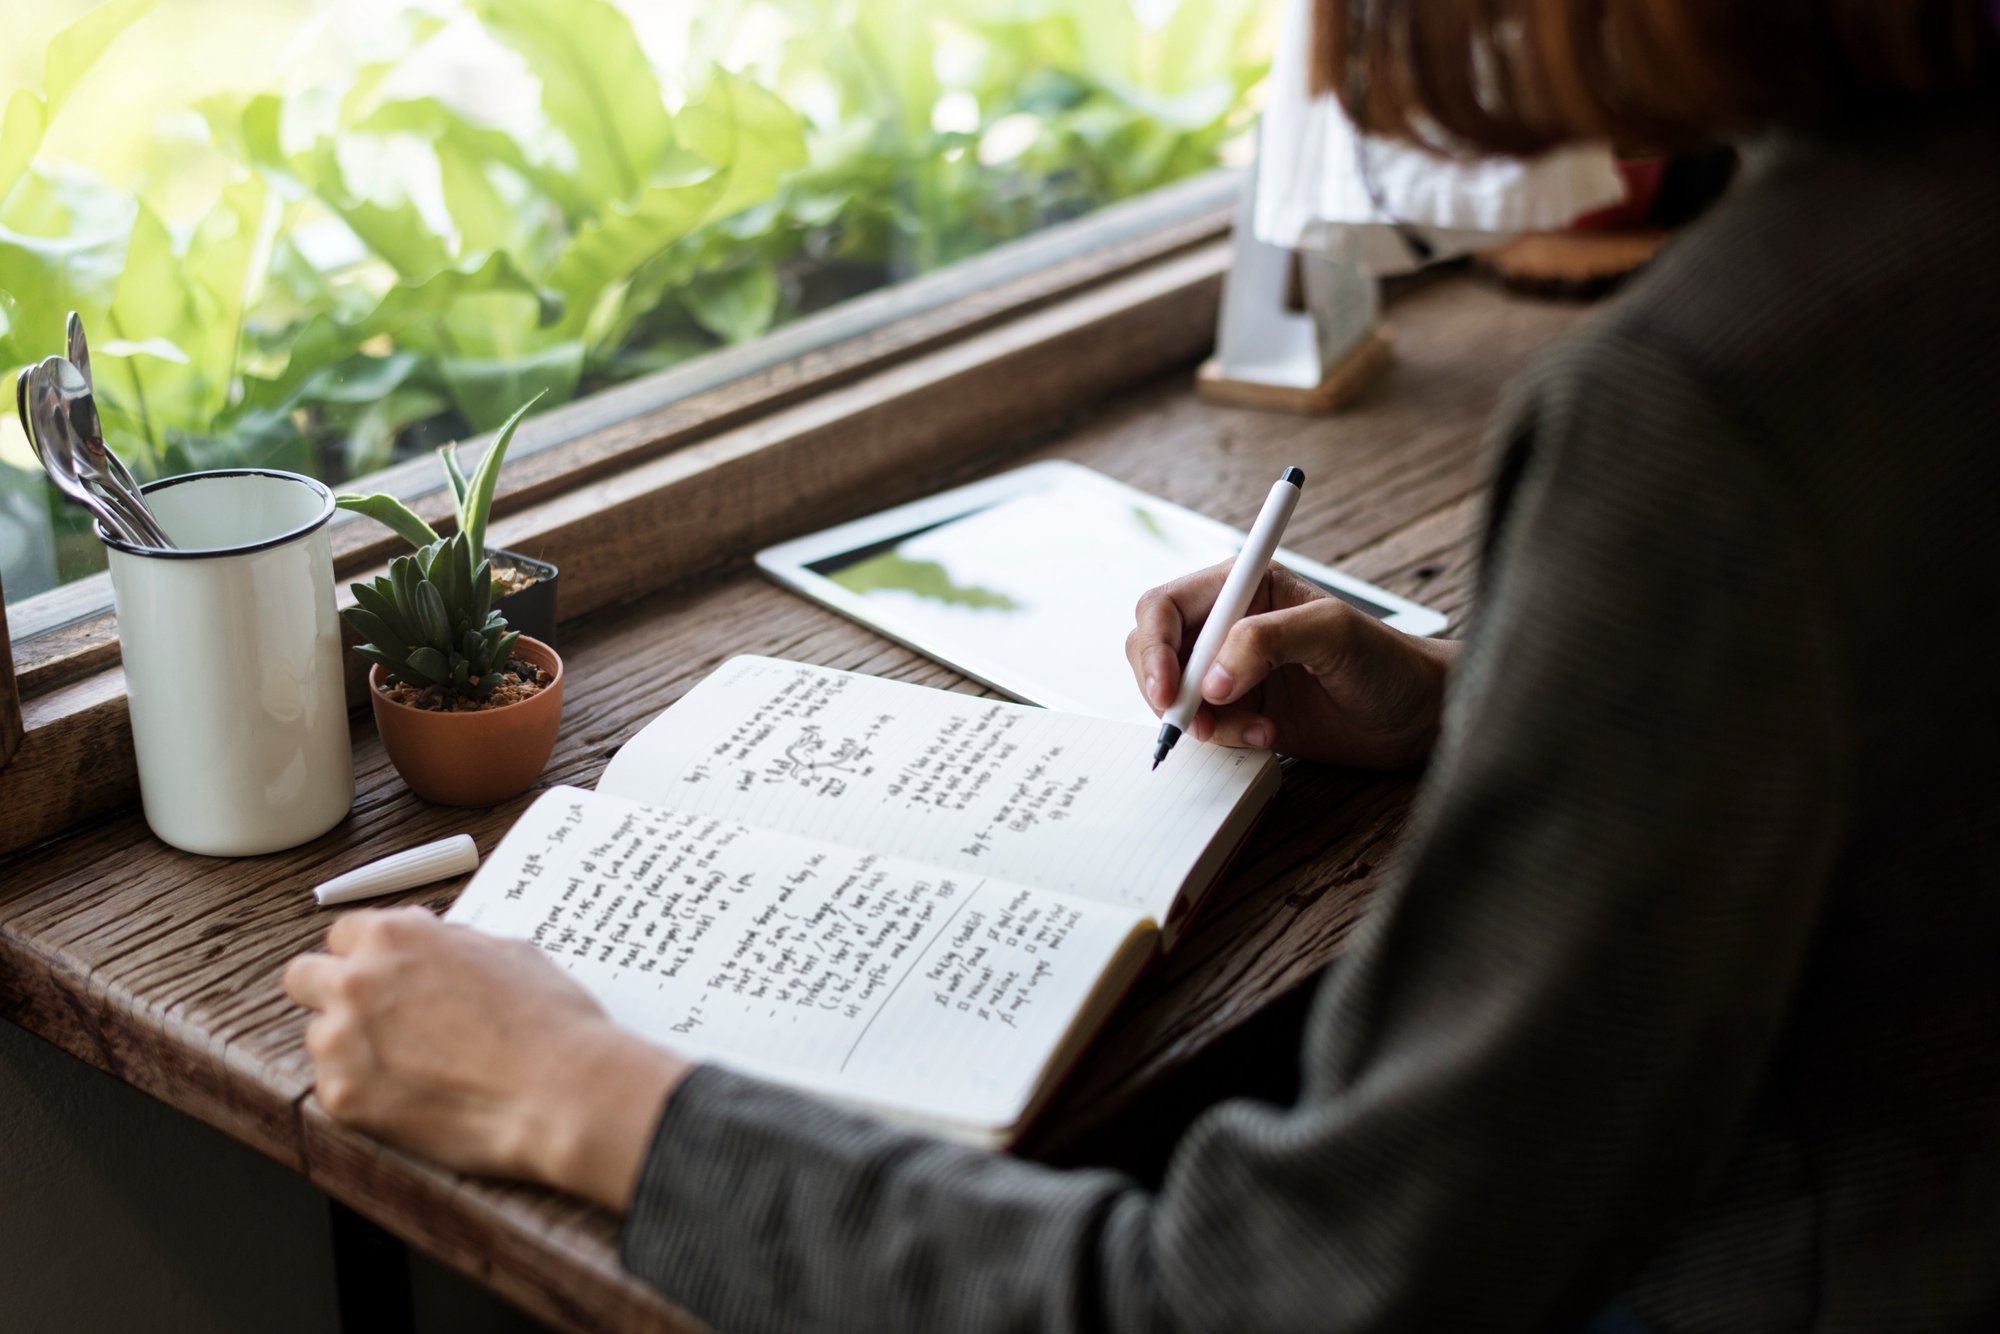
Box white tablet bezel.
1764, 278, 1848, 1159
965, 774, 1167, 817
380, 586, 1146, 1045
756, 460, 1450, 715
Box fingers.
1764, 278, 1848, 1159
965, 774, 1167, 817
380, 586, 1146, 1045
1200, 599, 1355, 707
1263, 562, 1332, 611
1185, 702, 1276, 750
295, 905, 440, 1012
1204, 706, 1277, 751
1129, 559, 1332, 714
1128, 558, 1274, 713
1126, 587, 1186, 713
283, 951, 344, 1011
305, 1013, 380, 1124
326, 903, 437, 956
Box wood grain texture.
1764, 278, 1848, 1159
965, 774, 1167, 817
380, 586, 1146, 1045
0, 276, 1589, 1332
0, 586, 20, 769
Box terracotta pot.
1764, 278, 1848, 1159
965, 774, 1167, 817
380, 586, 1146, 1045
368, 636, 564, 807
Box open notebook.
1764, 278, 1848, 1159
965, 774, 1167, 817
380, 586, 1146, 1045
447, 656, 1280, 1147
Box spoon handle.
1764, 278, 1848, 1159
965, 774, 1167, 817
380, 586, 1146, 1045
85, 451, 174, 549
46, 355, 177, 550
63, 478, 146, 549
90, 477, 174, 549
101, 448, 152, 510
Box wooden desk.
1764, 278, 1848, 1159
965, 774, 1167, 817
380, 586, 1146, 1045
0, 278, 1586, 1331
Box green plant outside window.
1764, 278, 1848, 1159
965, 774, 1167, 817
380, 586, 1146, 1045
0, 0, 1270, 606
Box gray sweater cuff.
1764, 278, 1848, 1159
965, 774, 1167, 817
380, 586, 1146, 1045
616, 1063, 873, 1325
617, 1064, 1151, 1334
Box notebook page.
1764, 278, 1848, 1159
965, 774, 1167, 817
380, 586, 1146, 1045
447, 787, 1147, 1132
598, 656, 1271, 920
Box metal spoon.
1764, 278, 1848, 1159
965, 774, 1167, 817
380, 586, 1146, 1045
60, 315, 140, 502
61, 314, 167, 541
14, 368, 36, 466
65, 311, 91, 389
39, 358, 149, 544
26, 364, 148, 547
27, 366, 125, 540
31, 366, 168, 550
58, 314, 177, 546
74, 439, 175, 550
42, 355, 174, 549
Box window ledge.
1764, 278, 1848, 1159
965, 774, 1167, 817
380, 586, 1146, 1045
6, 173, 1239, 696
0, 238, 1231, 858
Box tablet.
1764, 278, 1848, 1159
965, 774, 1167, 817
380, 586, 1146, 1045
756, 460, 1449, 724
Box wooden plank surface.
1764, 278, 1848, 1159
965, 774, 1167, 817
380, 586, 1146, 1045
0, 276, 1588, 1332
0, 575, 20, 768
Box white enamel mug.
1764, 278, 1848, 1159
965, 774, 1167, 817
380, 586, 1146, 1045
102, 469, 354, 856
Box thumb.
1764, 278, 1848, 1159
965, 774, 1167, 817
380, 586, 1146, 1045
1199, 601, 1350, 706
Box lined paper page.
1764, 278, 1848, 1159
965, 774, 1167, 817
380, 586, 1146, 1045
447, 787, 1145, 1132
598, 656, 1272, 920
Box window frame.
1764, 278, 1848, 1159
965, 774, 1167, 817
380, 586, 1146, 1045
0, 171, 1238, 857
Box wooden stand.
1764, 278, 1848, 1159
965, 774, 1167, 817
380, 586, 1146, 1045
1196, 157, 1391, 416
1197, 329, 1391, 414
1475, 229, 1669, 300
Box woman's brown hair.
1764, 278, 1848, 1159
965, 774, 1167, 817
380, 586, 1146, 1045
1312, 0, 1999, 155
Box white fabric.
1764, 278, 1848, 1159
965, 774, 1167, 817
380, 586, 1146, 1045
1252, 0, 1626, 275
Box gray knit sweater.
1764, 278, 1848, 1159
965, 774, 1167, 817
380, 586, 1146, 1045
620, 107, 2000, 1333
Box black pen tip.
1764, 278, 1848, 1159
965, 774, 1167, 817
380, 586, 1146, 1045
1151, 723, 1180, 771
1281, 466, 1305, 487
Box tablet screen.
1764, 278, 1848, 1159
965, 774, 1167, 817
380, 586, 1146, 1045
806, 470, 1391, 724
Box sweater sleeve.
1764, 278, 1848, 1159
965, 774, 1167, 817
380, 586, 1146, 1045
619, 329, 1854, 1334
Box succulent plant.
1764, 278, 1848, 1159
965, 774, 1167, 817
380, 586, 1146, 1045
342, 531, 522, 701
334, 389, 547, 565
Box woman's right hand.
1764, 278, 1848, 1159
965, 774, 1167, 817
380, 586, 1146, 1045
1125, 561, 1458, 770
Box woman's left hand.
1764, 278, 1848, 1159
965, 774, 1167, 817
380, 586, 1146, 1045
283, 905, 689, 1211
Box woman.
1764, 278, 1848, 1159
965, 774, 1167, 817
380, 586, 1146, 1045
284, 2, 2000, 1329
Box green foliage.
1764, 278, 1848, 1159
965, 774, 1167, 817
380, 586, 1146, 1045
828, 551, 1021, 610
331, 491, 438, 550
336, 387, 543, 557
343, 531, 521, 701
0, 0, 155, 203
727, 0, 1268, 275
1, 0, 1268, 603
456, 390, 543, 557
